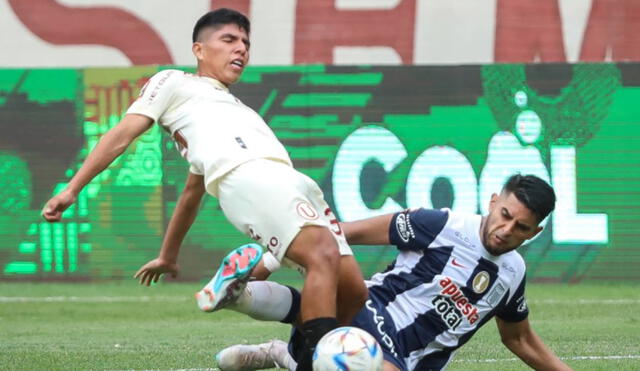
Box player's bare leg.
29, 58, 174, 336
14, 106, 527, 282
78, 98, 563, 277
286, 225, 341, 321
336, 255, 368, 325
248, 257, 273, 281
285, 225, 367, 370
285, 225, 340, 370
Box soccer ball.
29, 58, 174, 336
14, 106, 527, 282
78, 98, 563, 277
313, 326, 383, 371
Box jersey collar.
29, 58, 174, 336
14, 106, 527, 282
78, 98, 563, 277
198, 75, 230, 92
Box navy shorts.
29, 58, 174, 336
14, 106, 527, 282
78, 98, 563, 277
350, 299, 407, 371
286, 299, 407, 371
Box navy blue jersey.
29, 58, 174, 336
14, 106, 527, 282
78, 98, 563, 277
353, 208, 529, 371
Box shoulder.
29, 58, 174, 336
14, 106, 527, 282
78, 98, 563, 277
138, 70, 184, 97
402, 207, 450, 234
154, 69, 184, 77
504, 250, 526, 271
446, 209, 479, 223
438, 209, 476, 237
132, 70, 186, 110
390, 208, 450, 248
407, 207, 449, 224
145, 69, 185, 86
501, 250, 527, 285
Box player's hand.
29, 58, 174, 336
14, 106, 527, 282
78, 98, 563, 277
41, 190, 77, 222
134, 258, 179, 286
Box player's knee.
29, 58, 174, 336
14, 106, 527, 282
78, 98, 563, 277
310, 244, 341, 273
304, 229, 341, 271
288, 226, 341, 274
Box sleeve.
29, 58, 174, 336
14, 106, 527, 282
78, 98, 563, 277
127, 69, 181, 122
188, 165, 203, 175
388, 208, 449, 251
496, 274, 529, 322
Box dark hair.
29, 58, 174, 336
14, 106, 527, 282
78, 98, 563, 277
502, 174, 556, 222
192, 8, 250, 43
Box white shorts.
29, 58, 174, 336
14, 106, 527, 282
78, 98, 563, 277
214, 159, 352, 271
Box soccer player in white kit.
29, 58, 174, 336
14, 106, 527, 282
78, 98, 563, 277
41, 9, 367, 370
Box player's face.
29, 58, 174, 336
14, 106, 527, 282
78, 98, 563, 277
481, 192, 543, 255
193, 23, 250, 86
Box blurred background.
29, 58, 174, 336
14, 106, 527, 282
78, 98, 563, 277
0, 0, 638, 284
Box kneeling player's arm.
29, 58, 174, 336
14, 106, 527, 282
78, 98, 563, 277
341, 214, 394, 246
158, 172, 206, 262
496, 317, 572, 371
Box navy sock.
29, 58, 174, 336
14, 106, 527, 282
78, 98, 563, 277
280, 286, 301, 324
295, 317, 338, 371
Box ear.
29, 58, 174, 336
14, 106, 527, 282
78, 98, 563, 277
488, 193, 498, 212
528, 225, 544, 240
192, 42, 203, 61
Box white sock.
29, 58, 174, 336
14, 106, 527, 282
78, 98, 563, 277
269, 340, 298, 371
227, 281, 293, 321
283, 354, 297, 371
284, 353, 297, 371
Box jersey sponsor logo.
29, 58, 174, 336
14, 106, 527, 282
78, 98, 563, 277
438, 276, 479, 325
432, 296, 464, 330
147, 70, 174, 104
501, 262, 517, 278
454, 231, 475, 248
365, 300, 399, 358
472, 271, 490, 294
296, 201, 319, 220
516, 296, 528, 313
395, 212, 415, 243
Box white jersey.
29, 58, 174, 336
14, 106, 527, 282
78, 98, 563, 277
127, 69, 292, 195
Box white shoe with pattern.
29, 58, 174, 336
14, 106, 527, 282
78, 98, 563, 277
215, 339, 290, 371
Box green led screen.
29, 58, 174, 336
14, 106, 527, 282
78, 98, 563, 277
1, 64, 639, 282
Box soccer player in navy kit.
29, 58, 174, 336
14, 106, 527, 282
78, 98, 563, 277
40, 9, 367, 370
215, 174, 573, 371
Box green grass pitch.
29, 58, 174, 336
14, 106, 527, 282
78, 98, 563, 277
1, 281, 638, 370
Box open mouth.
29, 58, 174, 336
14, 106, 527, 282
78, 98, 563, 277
230, 59, 244, 70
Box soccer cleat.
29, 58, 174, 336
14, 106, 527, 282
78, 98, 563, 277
196, 243, 263, 312
215, 340, 288, 371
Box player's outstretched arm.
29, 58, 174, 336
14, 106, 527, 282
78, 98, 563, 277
41, 113, 154, 222
496, 317, 573, 370
341, 213, 394, 246
135, 171, 205, 286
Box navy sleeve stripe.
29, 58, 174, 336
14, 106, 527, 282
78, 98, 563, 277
496, 274, 529, 322
389, 208, 449, 251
